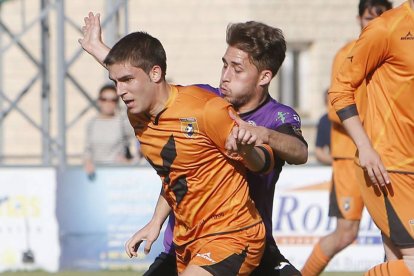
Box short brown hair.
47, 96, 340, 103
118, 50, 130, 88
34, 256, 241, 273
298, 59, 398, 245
104, 31, 167, 78
226, 21, 286, 77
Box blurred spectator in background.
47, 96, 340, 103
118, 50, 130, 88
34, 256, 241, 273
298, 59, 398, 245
314, 89, 332, 165
83, 84, 136, 180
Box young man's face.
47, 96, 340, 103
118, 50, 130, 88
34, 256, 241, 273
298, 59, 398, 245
219, 46, 262, 110
108, 62, 155, 115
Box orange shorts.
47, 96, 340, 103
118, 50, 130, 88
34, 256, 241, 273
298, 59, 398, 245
329, 159, 364, 220
356, 167, 414, 247
175, 222, 265, 275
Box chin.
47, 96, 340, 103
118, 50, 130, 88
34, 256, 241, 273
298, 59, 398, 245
128, 107, 140, 115
227, 98, 239, 107
223, 95, 233, 103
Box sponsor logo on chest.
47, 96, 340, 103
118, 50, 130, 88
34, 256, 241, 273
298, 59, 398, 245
401, 31, 414, 40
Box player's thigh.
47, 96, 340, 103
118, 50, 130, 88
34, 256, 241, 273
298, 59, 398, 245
329, 159, 364, 220
401, 246, 414, 274
358, 169, 414, 248
176, 223, 265, 275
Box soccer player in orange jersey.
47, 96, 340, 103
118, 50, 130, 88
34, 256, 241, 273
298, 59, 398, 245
80, 13, 308, 276
79, 15, 281, 276
330, 1, 414, 275
301, 1, 392, 275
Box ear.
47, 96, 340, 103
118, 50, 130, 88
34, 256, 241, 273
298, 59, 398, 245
258, 70, 273, 86
149, 65, 163, 82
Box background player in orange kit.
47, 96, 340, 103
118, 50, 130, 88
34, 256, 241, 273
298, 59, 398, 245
301, 1, 392, 275
330, 1, 414, 275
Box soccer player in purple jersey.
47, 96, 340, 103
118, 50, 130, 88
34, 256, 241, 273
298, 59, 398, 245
134, 22, 308, 276
80, 14, 308, 276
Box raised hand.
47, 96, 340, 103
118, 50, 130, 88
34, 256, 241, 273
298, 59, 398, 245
78, 12, 110, 66
79, 12, 102, 52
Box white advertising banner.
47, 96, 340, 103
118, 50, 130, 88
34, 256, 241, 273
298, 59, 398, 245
0, 168, 59, 272
57, 167, 164, 270
0, 165, 384, 272
273, 166, 383, 272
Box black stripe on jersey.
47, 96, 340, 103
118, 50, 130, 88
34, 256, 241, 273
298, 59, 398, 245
172, 176, 188, 207
147, 135, 188, 205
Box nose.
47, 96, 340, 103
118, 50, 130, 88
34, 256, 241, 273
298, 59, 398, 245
221, 67, 230, 83
115, 83, 126, 97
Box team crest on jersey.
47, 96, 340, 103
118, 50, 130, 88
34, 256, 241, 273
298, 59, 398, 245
180, 117, 198, 138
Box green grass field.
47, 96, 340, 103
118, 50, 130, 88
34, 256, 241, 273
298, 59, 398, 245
0, 272, 363, 276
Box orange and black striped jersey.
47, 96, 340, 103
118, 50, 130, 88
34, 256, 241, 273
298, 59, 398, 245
128, 85, 273, 247
328, 40, 368, 159
330, 2, 414, 173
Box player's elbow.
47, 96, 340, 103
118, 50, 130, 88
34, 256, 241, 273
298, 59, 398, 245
286, 143, 308, 165
297, 147, 308, 165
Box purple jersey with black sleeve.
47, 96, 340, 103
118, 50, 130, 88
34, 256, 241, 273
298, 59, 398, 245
241, 94, 306, 243
161, 84, 306, 253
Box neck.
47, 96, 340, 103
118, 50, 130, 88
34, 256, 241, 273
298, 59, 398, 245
237, 89, 269, 114
149, 82, 171, 118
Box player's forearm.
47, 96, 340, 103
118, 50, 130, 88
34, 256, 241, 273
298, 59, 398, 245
241, 145, 274, 173
87, 42, 111, 68
341, 116, 372, 151
150, 193, 172, 228
265, 129, 308, 165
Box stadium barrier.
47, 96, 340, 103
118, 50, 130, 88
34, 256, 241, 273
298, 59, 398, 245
0, 165, 383, 272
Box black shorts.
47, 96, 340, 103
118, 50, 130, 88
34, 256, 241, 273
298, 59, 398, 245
250, 241, 302, 276
143, 252, 178, 276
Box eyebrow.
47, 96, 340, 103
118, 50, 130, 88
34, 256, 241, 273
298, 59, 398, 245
109, 74, 134, 82
222, 57, 243, 67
